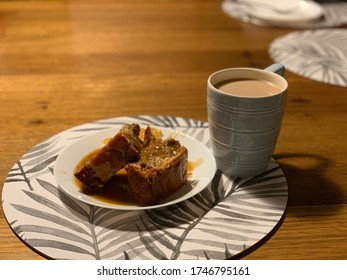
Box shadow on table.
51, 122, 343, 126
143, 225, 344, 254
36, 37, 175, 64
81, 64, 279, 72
273, 152, 344, 208
234, 152, 344, 259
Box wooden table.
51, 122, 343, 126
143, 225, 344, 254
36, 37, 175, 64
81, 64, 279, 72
0, 0, 346, 260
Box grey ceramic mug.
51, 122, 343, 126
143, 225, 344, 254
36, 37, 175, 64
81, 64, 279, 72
207, 64, 288, 178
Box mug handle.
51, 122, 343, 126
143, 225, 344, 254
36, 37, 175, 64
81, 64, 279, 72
264, 63, 285, 77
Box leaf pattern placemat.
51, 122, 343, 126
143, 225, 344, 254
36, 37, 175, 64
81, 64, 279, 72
2, 115, 288, 260
269, 29, 347, 87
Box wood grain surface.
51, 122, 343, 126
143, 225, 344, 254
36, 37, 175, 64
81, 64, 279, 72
0, 0, 346, 259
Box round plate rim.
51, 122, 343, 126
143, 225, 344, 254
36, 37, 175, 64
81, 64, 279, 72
53, 125, 217, 210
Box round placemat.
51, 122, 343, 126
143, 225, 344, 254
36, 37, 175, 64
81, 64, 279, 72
2, 115, 288, 260
269, 28, 347, 87
222, 0, 347, 29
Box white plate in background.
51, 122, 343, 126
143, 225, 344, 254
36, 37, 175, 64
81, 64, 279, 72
247, 0, 324, 24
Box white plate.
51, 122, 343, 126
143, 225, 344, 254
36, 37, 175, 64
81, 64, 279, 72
54, 125, 216, 210
248, 0, 324, 24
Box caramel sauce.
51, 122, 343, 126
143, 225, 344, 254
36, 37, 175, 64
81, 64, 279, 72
187, 157, 203, 178
74, 168, 137, 206
139, 138, 180, 165
73, 148, 203, 206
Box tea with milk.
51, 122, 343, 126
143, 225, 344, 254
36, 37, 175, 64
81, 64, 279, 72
216, 79, 281, 97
